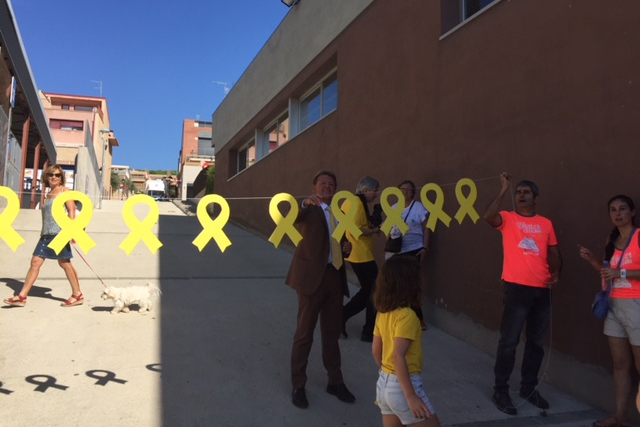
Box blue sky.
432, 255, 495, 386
11, 0, 290, 171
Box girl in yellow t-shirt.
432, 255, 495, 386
372, 256, 441, 427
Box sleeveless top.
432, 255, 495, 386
41, 197, 62, 236
610, 228, 640, 299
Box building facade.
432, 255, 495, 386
0, 0, 57, 208
212, 0, 640, 409
130, 169, 148, 194
178, 119, 213, 200
40, 92, 119, 202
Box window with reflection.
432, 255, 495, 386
300, 72, 338, 131
264, 112, 290, 154
238, 140, 256, 172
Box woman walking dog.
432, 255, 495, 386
4, 165, 84, 308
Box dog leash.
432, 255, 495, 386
71, 243, 107, 288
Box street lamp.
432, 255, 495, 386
281, 0, 300, 6
98, 129, 113, 209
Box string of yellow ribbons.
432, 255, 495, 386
0, 178, 480, 253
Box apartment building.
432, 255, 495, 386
211, 0, 640, 408
40, 92, 119, 201
0, 0, 56, 208
178, 119, 214, 200
130, 169, 148, 193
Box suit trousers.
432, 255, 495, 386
291, 264, 344, 389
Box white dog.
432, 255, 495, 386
101, 283, 161, 314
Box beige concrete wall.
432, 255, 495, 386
55, 146, 80, 165
212, 0, 374, 152
75, 146, 100, 205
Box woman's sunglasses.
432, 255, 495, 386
48, 173, 62, 178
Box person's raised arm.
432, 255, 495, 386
483, 172, 511, 228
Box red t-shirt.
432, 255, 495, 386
497, 211, 558, 288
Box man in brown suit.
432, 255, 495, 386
287, 170, 355, 409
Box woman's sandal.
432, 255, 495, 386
593, 415, 630, 427
4, 295, 27, 307
61, 293, 84, 307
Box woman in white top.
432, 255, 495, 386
387, 180, 430, 328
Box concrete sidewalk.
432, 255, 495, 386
0, 200, 611, 426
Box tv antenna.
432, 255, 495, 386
91, 79, 103, 96
212, 81, 233, 96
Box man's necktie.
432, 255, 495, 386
327, 207, 343, 270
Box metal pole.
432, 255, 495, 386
98, 129, 112, 209
98, 135, 106, 209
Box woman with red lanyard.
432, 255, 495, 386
579, 195, 640, 427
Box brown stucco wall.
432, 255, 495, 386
214, 0, 640, 377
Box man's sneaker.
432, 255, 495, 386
519, 389, 549, 409
492, 391, 517, 415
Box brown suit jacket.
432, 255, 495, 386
286, 204, 349, 297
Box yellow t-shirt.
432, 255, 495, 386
374, 307, 422, 375
341, 198, 374, 263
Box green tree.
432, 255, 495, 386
206, 165, 215, 194
110, 171, 120, 189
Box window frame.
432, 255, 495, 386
236, 138, 256, 174
298, 69, 338, 132
440, 0, 502, 40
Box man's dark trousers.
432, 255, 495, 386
291, 264, 344, 389
494, 281, 551, 392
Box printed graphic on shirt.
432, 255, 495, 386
517, 222, 542, 234
612, 253, 634, 288
518, 237, 539, 253
516, 221, 543, 257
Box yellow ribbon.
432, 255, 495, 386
193, 194, 232, 252
0, 186, 25, 251
420, 183, 452, 232
119, 195, 163, 255
268, 193, 302, 248
379, 187, 409, 237
454, 178, 480, 225
49, 191, 95, 254
330, 191, 362, 242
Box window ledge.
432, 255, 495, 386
440, 0, 503, 41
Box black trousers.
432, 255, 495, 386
494, 281, 551, 392
343, 260, 378, 337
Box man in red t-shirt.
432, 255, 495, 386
483, 173, 562, 416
